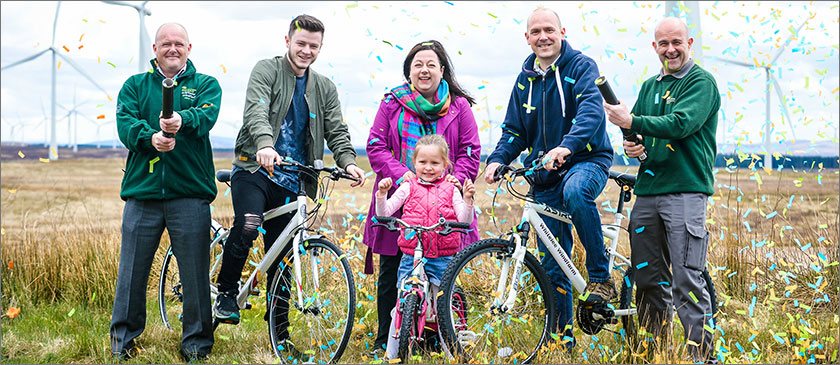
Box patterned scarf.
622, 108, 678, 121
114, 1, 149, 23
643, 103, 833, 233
392, 80, 451, 170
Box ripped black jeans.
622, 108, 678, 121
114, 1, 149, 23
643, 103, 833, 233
217, 169, 297, 295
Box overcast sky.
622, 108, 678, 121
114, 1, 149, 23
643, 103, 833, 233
1, 1, 837, 154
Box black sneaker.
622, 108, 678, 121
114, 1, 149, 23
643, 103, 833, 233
581, 279, 618, 304
276, 339, 304, 361
213, 290, 240, 324
179, 348, 208, 363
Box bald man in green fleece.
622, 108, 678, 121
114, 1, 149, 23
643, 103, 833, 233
603, 17, 720, 363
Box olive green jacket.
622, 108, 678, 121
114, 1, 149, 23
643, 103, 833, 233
232, 55, 357, 198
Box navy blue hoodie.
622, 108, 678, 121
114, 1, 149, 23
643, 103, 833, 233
487, 40, 612, 185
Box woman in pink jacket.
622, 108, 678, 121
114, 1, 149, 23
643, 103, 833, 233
363, 40, 481, 356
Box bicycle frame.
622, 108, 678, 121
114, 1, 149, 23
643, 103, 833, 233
233, 194, 314, 311
491, 185, 637, 318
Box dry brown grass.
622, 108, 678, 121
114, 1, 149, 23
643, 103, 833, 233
1, 156, 837, 363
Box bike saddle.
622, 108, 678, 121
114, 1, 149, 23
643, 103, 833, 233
608, 170, 636, 189
216, 170, 232, 183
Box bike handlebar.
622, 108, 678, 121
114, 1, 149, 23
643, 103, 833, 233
275, 158, 360, 183
371, 215, 469, 235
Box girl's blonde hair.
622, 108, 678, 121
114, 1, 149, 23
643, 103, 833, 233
415, 134, 451, 168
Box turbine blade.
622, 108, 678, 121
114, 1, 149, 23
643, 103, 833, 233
770, 18, 809, 65
54, 53, 109, 95
52, 2, 61, 47
771, 75, 797, 141
0, 48, 50, 71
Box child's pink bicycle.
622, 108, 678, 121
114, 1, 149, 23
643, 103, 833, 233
371, 215, 470, 363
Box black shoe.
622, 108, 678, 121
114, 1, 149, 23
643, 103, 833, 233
367, 345, 386, 359
179, 348, 208, 363
276, 339, 305, 361
111, 346, 136, 362
213, 290, 240, 324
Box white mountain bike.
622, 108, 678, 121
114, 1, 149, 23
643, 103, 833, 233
435, 163, 717, 363
157, 159, 359, 364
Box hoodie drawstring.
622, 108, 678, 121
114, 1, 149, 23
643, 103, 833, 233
555, 65, 566, 118
526, 79, 534, 114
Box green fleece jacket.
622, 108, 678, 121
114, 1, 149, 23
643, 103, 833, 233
629, 61, 720, 196
232, 55, 357, 199
116, 59, 222, 201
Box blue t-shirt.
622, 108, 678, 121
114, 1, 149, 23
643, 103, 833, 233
259, 74, 309, 193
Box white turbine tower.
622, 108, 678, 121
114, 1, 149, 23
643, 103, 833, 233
102, 1, 152, 73
715, 18, 808, 168
0, 2, 108, 160
57, 88, 91, 153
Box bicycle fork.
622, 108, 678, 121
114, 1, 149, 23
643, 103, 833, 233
492, 228, 530, 313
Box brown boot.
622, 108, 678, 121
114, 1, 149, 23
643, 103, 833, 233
582, 279, 617, 304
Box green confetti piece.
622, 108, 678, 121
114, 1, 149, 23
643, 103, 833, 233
67, 308, 76, 317
522, 103, 535, 111
586, 143, 592, 151
487, 12, 497, 18
593, 25, 600, 36
689, 291, 699, 303
579, 290, 591, 301
517, 82, 525, 90
148, 156, 160, 173
107, 62, 116, 68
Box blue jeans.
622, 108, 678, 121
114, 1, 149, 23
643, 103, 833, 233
533, 161, 608, 345
397, 254, 452, 288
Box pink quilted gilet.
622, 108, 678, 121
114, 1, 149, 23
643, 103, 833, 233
397, 177, 461, 257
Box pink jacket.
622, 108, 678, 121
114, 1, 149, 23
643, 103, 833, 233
363, 94, 481, 273
376, 177, 474, 257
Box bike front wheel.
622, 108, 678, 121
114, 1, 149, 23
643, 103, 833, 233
397, 292, 421, 363
267, 238, 355, 364
437, 239, 556, 364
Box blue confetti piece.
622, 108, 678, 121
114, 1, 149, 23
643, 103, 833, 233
635, 226, 645, 233
624, 276, 631, 288
508, 136, 514, 143
477, 85, 485, 90
444, 1, 454, 4
657, 281, 670, 286
364, 170, 375, 178
395, 177, 404, 185
564, 76, 576, 84
467, 146, 472, 156
257, 227, 267, 235
309, 112, 316, 118
636, 262, 649, 269
376, 55, 382, 63
654, 93, 660, 104
644, 169, 654, 176
405, 231, 416, 240
259, 98, 266, 104
224, 187, 230, 197
285, 197, 290, 205
369, 138, 379, 145
766, 211, 777, 219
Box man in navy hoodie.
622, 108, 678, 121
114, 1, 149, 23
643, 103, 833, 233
484, 8, 614, 346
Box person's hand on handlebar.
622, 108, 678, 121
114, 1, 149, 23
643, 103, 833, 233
543, 146, 571, 171
484, 162, 501, 184
344, 164, 366, 187
256, 146, 283, 175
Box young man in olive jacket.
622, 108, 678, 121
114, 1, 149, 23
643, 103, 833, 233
212, 15, 365, 352
110, 23, 221, 362
603, 17, 720, 363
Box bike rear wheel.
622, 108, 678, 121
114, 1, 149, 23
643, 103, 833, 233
437, 239, 556, 364
267, 238, 355, 364
158, 234, 225, 331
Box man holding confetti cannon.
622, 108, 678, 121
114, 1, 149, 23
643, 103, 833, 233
483, 7, 615, 348
602, 17, 720, 363
111, 23, 222, 362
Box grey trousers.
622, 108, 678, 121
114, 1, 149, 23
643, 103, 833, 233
629, 193, 714, 361
110, 198, 214, 356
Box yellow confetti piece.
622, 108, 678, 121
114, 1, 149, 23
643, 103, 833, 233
8, 190, 17, 194
39, 158, 50, 163
57, 61, 61, 69
238, 155, 248, 161
666, 144, 674, 151
79, 33, 84, 42
98, 19, 106, 24
220, 64, 226, 73
662, 90, 671, 99
17, 151, 24, 158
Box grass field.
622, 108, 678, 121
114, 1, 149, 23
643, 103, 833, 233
1, 154, 838, 364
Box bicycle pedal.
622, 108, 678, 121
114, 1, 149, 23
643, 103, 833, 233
250, 288, 261, 296
244, 301, 253, 310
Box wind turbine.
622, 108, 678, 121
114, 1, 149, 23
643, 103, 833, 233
0, 2, 109, 160
57, 89, 92, 153
714, 18, 808, 168
102, 1, 152, 73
